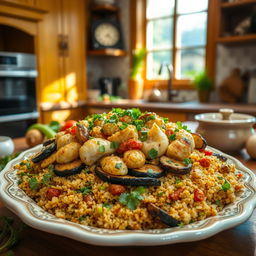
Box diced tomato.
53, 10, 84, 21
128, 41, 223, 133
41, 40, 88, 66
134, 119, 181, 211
108, 184, 126, 196
60, 120, 76, 131
204, 150, 213, 156
198, 149, 212, 156
65, 125, 77, 135
236, 173, 243, 178
199, 158, 211, 168
165, 129, 174, 137
117, 139, 143, 153
169, 188, 184, 201
46, 188, 61, 200
194, 189, 204, 202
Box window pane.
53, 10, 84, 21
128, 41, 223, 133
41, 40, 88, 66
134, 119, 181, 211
147, 0, 174, 19
147, 51, 172, 80
176, 48, 205, 79
177, 0, 208, 14
176, 12, 207, 48
147, 18, 173, 50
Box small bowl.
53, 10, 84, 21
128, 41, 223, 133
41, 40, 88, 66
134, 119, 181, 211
0, 136, 14, 158
195, 109, 256, 153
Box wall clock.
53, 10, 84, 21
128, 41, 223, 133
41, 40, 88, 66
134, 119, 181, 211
91, 20, 124, 50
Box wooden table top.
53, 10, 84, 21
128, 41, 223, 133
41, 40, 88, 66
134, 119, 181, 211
3, 137, 256, 256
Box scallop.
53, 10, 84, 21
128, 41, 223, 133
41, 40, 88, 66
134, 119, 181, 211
100, 156, 128, 175
56, 142, 81, 164
108, 125, 138, 144
79, 138, 115, 166
142, 123, 169, 159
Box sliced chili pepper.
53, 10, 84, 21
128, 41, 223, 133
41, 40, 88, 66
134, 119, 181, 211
46, 188, 61, 200
117, 139, 142, 153
169, 188, 184, 201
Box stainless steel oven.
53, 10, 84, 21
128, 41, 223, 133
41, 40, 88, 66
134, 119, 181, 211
0, 52, 38, 137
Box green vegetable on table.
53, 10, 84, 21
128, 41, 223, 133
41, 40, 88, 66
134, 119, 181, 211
28, 124, 56, 139
0, 153, 20, 172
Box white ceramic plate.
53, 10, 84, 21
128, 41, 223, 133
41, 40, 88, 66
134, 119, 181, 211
0, 145, 255, 246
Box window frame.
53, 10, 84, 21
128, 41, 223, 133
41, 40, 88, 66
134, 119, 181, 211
130, 0, 216, 90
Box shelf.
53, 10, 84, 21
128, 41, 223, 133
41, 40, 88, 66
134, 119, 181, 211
87, 49, 127, 57
91, 4, 118, 12
221, 0, 256, 8
217, 34, 256, 44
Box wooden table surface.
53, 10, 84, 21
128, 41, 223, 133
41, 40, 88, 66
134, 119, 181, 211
3, 137, 256, 256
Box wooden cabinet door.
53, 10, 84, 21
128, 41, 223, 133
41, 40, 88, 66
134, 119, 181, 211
37, 0, 66, 105
62, 0, 87, 103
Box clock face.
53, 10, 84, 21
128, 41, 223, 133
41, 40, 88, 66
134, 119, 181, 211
94, 23, 120, 47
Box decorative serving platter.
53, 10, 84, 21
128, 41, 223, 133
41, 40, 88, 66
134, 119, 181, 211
0, 145, 255, 246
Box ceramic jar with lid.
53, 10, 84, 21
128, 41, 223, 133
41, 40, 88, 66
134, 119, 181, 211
195, 109, 256, 153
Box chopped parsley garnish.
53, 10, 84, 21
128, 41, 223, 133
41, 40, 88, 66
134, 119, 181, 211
183, 158, 192, 166
29, 177, 39, 190
115, 163, 122, 169
139, 131, 148, 142
106, 114, 118, 124
176, 121, 191, 133
98, 145, 105, 153
103, 202, 112, 209
132, 119, 144, 131
124, 108, 141, 119
110, 141, 119, 149
163, 117, 169, 123
20, 161, 31, 169
119, 186, 146, 210
48, 164, 54, 171
42, 171, 53, 186
169, 134, 176, 141
178, 223, 185, 228
148, 148, 158, 159
175, 178, 182, 184
147, 168, 154, 174
158, 191, 164, 197
221, 180, 231, 192
217, 176, 224, 180
76, 186, 92, 195
92, 114, 104, 122
88, 136, 95, 140
119, 123, 128, 130
215, 200, 221, 206
167, 160, 173, 164
111, 108, 124, 116
78, 215, 87, 222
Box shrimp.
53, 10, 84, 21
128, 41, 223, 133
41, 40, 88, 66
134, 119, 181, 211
56, 142, 81, 164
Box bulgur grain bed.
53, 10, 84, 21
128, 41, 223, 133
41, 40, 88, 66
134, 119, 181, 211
17, 109, 244, 230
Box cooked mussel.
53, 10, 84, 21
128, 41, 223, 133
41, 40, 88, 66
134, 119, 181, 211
43, 139, 55, 146
147, 203, 180, 227
128, 164, 164, 178
95, 167, 161, 186
160, 156, 192, 175
54, 160, 85, 177
32, 143, 57, 163
192, 133, 207, 150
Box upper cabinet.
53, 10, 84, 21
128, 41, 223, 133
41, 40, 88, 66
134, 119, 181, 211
37, 0, 87, 106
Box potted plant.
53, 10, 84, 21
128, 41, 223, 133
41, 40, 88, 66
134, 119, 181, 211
129, 48, 146, 100
191, 70, 212, 103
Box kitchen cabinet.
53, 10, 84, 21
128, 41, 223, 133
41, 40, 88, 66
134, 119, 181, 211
37, 0, 87, 123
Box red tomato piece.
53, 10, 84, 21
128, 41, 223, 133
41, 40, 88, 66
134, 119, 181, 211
117, 139, 142, 153
204, 150, 213, 156
199, 158, 211, 168
169, 188, 184, 201
46, 188, 61, 200
60, 120, 76, 131
165, 129, 174, 137
194, 189, 205, 202
108, 184, 126, 196
65, 125, 77, 135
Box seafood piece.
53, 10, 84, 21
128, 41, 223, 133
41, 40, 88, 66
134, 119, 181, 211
108, 125, 138, 144
123, 150, 145, 169
100, 156, 128, 175
79, 138, 115, 165
56, 142, 81, 164
142, 123, 169, 159
166, 129, 195, 160
57, 133, 77, 149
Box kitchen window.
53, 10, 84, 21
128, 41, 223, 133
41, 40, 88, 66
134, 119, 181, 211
131, 0, 215, 89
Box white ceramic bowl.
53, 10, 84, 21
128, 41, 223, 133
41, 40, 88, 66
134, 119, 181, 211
195, 112, 256, 153
0, 136, 14, 158
0, 145, 255, 246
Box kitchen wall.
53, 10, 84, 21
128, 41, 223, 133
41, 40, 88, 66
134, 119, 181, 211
87, 0, 130, 98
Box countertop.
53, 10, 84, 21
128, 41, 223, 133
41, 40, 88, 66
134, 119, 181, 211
1, 133, 256, 256
40, 100, 256, 115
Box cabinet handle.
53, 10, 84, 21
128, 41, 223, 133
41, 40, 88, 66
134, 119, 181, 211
58, 35, 69, 57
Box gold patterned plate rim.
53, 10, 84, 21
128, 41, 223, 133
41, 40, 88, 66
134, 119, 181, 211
0, 145, 255, 246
